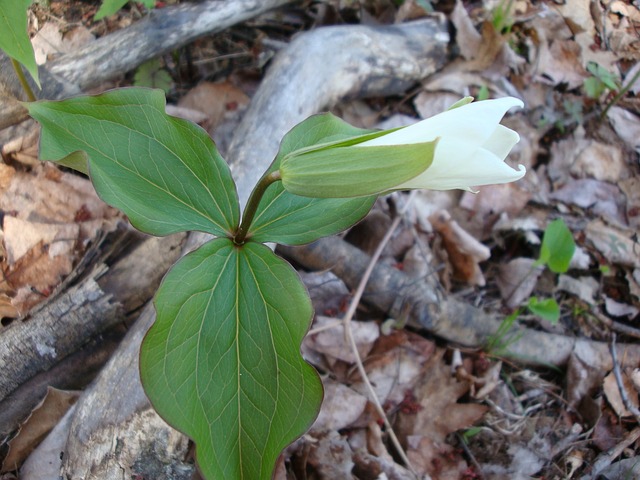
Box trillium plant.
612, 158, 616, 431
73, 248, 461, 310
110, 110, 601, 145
2, 6, 525, 478
24, 90, 524, 479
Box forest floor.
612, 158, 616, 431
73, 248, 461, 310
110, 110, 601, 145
1, 0, 640, 479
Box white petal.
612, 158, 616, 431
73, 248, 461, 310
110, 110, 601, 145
359, 97, 524, 148
483, 125, 521, 161
398, 140, 526, 191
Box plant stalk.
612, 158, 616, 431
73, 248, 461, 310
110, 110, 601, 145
233, 170, 282, 245
10, 58, 36, 102
601, 67, 640, 119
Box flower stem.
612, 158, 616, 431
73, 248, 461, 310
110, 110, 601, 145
10, 58, 36, 102
233, 170, 282, 245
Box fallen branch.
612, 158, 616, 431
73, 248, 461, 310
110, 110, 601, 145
0, 231, 185, 438
0, 0, 292, 130
45, 18, 450, 479
279, 236, 640, 369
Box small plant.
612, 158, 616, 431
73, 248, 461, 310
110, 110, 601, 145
133, 58, 173, 93
487, 218, 576, 354
583, 62, 620, 100
95, 0, 156, 20
2, 4, 527, 478
491, 0, 515, 35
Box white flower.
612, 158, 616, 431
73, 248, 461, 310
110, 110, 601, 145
278, 97, 526, 198
356, 96, 526, 192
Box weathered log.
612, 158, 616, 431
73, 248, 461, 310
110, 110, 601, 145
0, 0, 293, 130
48, 18, 450, 480
279, 236, 640, 369
0, 231, 185, 438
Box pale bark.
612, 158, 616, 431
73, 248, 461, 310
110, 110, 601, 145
0, 0, 293, 130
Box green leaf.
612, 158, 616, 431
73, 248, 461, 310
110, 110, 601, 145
536, 218, 576, 273
133, 58, 173, 94
248, 113, 376, 245
0, 0, 40, 87
140, 238, 323, 479
583, 76, 605, 99
527, 297, 560, 324
95, 0, 156, 19
27, 88, 239, 237
586, 62, 620, 91
95, 0, 129, 19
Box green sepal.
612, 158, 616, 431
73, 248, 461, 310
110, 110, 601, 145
247, 113, 377, 245
280, 138, 437, 198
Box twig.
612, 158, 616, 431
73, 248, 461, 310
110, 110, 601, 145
341, 192, 418, 477
580, 426, 640, 479
609, 333, 640, 424
601, 64, 640, 119
455, 432, 485, 480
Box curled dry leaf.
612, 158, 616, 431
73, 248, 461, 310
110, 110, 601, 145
429, 209, 491, 286
305, 315, 379, 366
1, 387, 79, 472
497, 257, 543, 309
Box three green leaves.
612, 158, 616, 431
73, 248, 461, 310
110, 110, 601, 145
27, 88, 376, 479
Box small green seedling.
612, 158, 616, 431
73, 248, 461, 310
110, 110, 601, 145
133, 58, 173, 94
583, 62, 620, 99
528, 218, 576, 324
95, 0, 156, 20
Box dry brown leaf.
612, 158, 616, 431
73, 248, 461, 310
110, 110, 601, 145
569, 141, 628, 183
603, 370, 639, 417
550, 179, 628, 227
312, 379, 368, 432
306, 431, 355, 479
305, 316, 379, 366
0, 293, 19, 319
354, 330, 435, 406
585, 219, 640, 268
395, 350, 488, 478
535, 39, 586, 88
429, 209, 490, 286
558, 275, 599, 305
3, 216, 78, 266
165, 104, 209, 126
497, 258, 543, 309
1, 387, 79, 472
604, 296, 639, 318
178, 81, 250, 132
4, 241, 74, 313
32, 23, 94, 64
557, 0, 618, 68
414, 91, 467, 121
607, 106, 640, 154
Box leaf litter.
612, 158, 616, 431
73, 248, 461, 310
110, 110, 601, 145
3, 0, 640, 478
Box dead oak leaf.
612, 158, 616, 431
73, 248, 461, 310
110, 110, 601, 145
395, 350, 488, 478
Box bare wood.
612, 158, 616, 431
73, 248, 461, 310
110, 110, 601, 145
0, 232, 185, 438
0, 0, 292, 132
228, 18, 449, 206
47, 0, 293, 92
0, 267, 120, 400
279, 236, 640, 369
55, 18, 449, 479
